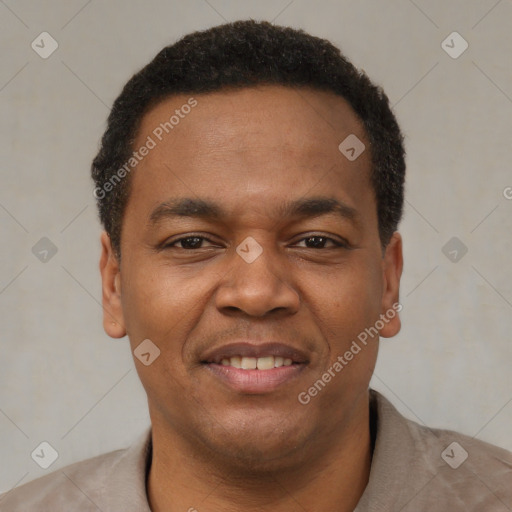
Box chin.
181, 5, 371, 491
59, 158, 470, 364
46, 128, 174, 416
196, 413, 312, 474
212, 439, 307, 475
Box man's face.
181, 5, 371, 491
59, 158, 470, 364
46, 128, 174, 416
101, 85, 402, 470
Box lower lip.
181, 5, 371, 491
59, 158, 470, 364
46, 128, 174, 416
204, 363, 306, 393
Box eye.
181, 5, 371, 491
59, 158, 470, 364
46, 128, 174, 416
294, 235, 347, 249
162, 234, 348, 251
164, 235, 217, 249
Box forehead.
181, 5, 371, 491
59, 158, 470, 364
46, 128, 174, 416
138, 85, 368, 155
128, 85, 374, 222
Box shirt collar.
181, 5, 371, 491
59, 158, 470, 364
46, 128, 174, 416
102, 426, 153, 512
355, 389, 441, 511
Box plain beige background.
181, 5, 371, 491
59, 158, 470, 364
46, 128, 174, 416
1, 0, 511, 493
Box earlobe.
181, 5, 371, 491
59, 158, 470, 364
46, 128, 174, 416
99, 232, 127, 338
379, 232, 403, 338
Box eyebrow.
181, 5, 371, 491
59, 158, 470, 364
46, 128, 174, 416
148, 196, 359, 227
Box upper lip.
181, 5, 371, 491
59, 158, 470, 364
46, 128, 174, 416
201, 342, 309, 364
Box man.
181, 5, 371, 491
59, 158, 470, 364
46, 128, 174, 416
1, 20, 510, 512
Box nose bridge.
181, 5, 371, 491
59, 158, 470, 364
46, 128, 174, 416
215, 236, 299, 316
236, 239, 281, 285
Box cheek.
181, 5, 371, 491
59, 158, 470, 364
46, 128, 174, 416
120, 262, 212, 345
307, 256, 383, 347
307, 262, 382, 396
120, 265, 211, 403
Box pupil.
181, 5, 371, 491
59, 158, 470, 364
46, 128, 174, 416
183, 237, 202, 248
307, 236, 325, 248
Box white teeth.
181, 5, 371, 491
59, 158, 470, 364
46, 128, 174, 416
230, 356, 242, 368
256, 356, 274, 370
219, 355, 296, 370
241, 357, 257, 369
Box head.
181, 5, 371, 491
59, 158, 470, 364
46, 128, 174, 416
94, 21, 405, 472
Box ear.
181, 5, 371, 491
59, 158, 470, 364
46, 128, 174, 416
379, 232, 403, 338
99, 231, 126, 338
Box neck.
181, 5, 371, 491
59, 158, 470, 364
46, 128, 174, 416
147, 395, 372, 512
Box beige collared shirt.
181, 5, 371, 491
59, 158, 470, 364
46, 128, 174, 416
1, 389, 511, 511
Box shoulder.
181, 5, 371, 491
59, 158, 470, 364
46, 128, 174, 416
365, 390, 512, 511
0, 429, 151, 512
409, 418, 512, 509
0, 449, 122, 511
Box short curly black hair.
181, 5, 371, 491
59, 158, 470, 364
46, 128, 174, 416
91, 20, 405, 258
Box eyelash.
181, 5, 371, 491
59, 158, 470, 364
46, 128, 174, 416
163, 234, 349, 250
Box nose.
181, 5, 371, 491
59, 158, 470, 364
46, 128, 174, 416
215, 242, 300, 318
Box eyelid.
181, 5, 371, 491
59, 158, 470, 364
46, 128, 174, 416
162, 233, 220, 249
292, 233, 349, 248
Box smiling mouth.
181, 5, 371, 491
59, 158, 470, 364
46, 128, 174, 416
200, 343, 309, 393
217, 355, 294, 370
